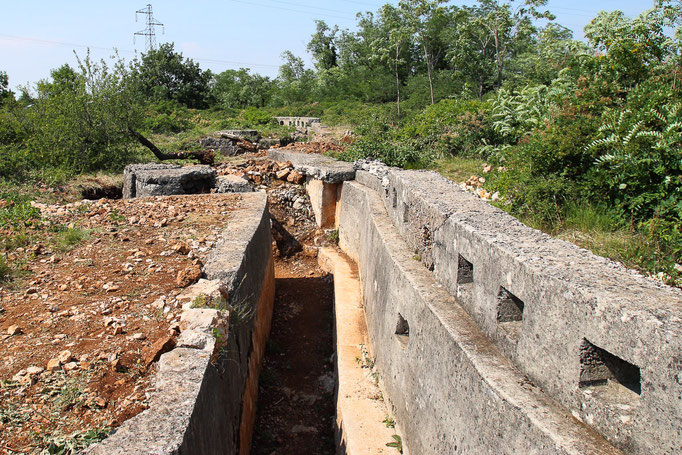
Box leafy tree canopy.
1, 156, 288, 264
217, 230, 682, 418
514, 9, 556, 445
131, 42, 212, 109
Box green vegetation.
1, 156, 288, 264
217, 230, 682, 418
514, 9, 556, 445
54, 228, 90, 252
386, 434, 403, 453
0, 256, 11, 281
383, 415, 396, 428
0, 0, 679, 284
40, 427, 112, 455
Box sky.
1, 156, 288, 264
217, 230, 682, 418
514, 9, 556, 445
0, 0, 653, 91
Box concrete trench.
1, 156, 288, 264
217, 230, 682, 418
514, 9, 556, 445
89, 153, 682, 455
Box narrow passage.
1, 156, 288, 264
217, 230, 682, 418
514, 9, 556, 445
250, 255, 336, 455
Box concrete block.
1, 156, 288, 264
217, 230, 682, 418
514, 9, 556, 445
305, 178, 341, 228
215, 174, 253, 193
123, 163, 216, 199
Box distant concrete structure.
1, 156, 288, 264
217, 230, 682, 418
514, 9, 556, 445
274, 116, 321, 129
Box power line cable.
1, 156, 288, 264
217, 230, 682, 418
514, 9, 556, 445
263, 0, 358, 16
225, 0, 357, 21
0, 33, 281, 69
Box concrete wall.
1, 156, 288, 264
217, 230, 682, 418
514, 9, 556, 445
338, 168, 682, 455
86, 192, 274, 455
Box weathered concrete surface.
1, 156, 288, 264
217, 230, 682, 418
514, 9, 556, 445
239, 254, 275, 455
338, 180, 622, 455
268, 149, 355, 183
318, 248, 400, 455
306, 179, 341, 228
123, 163, 216, 199
215, 174, 254, 193
375, 169, 682, 454
87, 193, 274, 454
123, 163, 179, 199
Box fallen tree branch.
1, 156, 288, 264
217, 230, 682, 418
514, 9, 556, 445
128, 128, 215, 165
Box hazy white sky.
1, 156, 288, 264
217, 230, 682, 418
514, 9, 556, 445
0, 0, 650, 91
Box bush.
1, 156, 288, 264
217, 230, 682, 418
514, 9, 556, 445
400, 99, 495, 157
341, 138, 432, 168
635, 218, 682, 284
239, 107, 277, 126
143, 100, 192, 133
0, 193, 41, 229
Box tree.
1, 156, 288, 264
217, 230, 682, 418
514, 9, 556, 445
24, 55, 144, 172
444, 6, 496, 98
307, 20, 339, 71
584, 3, 682, 88
16, 52, 213, 175
212, 69, 273, 109
132, 43, 212, 109
275, 51, 315, 104
399, 0, 448, 105
371, 4, 412, 115
0, 71, 14, 106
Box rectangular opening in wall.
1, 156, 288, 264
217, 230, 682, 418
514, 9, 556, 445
579, 338, 641, 396
457, 254, 473, 284
395, 313, 409, 348
496, 287, 524, 323
496, 287, 524, 343
456, 254, 474, 306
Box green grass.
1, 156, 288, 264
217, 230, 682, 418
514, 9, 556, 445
431, 156, 485, 184
54, 228, 90, 252
562, 202, 623, 233
1, 232, 30, 251
0, 256, 11, 282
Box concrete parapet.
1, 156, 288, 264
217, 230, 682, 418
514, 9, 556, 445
373, 169, 682, 454
305, 179, 341, 228
267, 149, 355, 183
87, 193, 274, 454
337, 181, 622, 455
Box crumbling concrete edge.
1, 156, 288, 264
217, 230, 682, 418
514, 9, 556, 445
338, 181, 622, 455
268, 149, 356, 183
86, 192, 274, 455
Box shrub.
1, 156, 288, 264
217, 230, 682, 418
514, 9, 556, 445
401, 98, 495, 157
143, 100, 192, 133
239, 107, 277, 126
341, 138, 431, 168
0, 194, 40, 229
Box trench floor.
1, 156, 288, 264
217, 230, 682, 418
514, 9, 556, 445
250, 254, 336, 455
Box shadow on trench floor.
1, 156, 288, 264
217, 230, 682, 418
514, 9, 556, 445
251, 255, 336, 455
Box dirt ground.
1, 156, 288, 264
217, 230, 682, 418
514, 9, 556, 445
244, 157, 338, 454
250, 255, 336, 455
0, 142, 343, 454
0, 194, 241, 454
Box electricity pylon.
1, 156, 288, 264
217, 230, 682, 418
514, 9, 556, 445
134, 4, 164, 52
